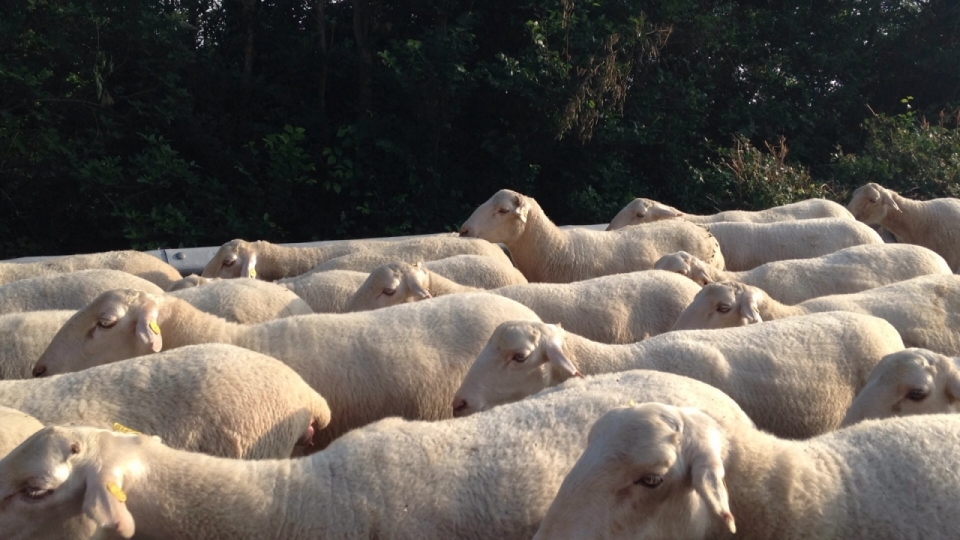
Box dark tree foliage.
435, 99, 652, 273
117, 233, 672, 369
1, 0, 957, 257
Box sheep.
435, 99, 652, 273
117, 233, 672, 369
654, 243, 951, 304
453, 312, 904, 438
168, 278, 313, 323
671, 275, 960, 355
348, 264, 702, 343
166, 274, 217, 291
606, 197, 853, 230
281, 255, 527, 313
32, 289, 541, 447
699, 218, 883, 272
202, 235, 511, 281
0, 311, 75, 380
840, 348, 960, 427
0, 406, 43, 458
459, 189, 725, 283
0, 368, 754, 540
0, 269, 163, 316
848, 182, 960, 271
0, 250, 182, 289
534, 403, 960, 539
2, 344, 329, 459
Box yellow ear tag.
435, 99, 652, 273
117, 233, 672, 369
248, 268, 257, 278
628, 400, 636, 407
112, 422, 142, 435
106, 482, 127, 503
148, 321, 161, 335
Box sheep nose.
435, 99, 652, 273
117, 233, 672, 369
32, 365, 47, 378
459, 227, 470, 237
452, 397, 468, 417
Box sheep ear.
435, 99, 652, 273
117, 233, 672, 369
82, 472, 136, 538
403, 272, 432, 300
241, 253, 258, 279
513, 196, 530, 223
739, 289, 762, 324
684, 420, 736, 534
135, 301, 163, 353
542, 332, 581, 379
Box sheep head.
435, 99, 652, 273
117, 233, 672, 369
0, 426, 159, 539
201, 239, 259, 279
847, 183, 902, 225
607, 198, 684, 231
345, 261, 432, 312
533, 403, 735, 540
654, 251, 714, 286
452, 321, 580, 417
459, 189, 532, 245
671, 281, 763, 331
33, 289, 165, 377
841, 348, 960, 427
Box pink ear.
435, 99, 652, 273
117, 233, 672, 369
82, 476, 136, 538
241, 253, 258, 279
880, 189, 901, 213
403, 272, 432, 300
542, 334, 582, 380
739, 289, 763, 324
513, 196, 530, 223
135, 304, 163, 353
683, 416, 736, 534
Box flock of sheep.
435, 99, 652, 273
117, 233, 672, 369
1, 181, 960, 538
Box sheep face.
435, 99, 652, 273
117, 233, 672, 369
32, 289, 163, 377
459, 189, 530, 244
606, 198, 683, 231
534, 404, 735, 540
345, 262, 432, 312
654, 251, 713, 286
841, 349, 960, 427
0, 426, 155, 540
451, 321, 580, 417
201, 239, 258, 279
847, 183, 902, 225
671, 282, 762, 331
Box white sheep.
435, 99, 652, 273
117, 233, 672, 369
0, 311, 74, 380
840, 348, 960, 427
0, 406, 43, 458
33, 289, 540, 446
671, 276, 960, 355
168, 278, 313, 323
459, 189, 725, 282
606, 197, 853, 230
202, 235, 511, 281
3, 344, 329, 459
166, 274, 217, 291
0, 250, 182, 289
305, 238, 514, 273
0, 368, 753, 540
654, 243, 951, 304
453, 313, 904, 438
848, 182, 960, 271
0, 269, 163, 315
348, 264, 702, 343
535, 402, 960, 539
282, 255, 527, 313
700, 218, 883, 271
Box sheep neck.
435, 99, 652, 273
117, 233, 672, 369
156, 298, 243, 348
429, 272, 478, 296
124, 442, 330, 538
722, 428, 845, 538
253, 241, 348, 281
876, 193, 920, 244
757, 295, 805, 320
506, 203, 569, 283
560, 333, 646, 380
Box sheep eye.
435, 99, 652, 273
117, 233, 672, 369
511, 353, 528, 363
906, 389, 928, 402
22, 487, 53, 500
869, 197, 879, 203
222, 257, 237, 267
496, 208, 510, 214
635, 213, 646, 219
382, 288, 397, 297
716, 304, 731, 314
97, 319, 117, 329
634, 474, 663, 488
70, 442, 80, 454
